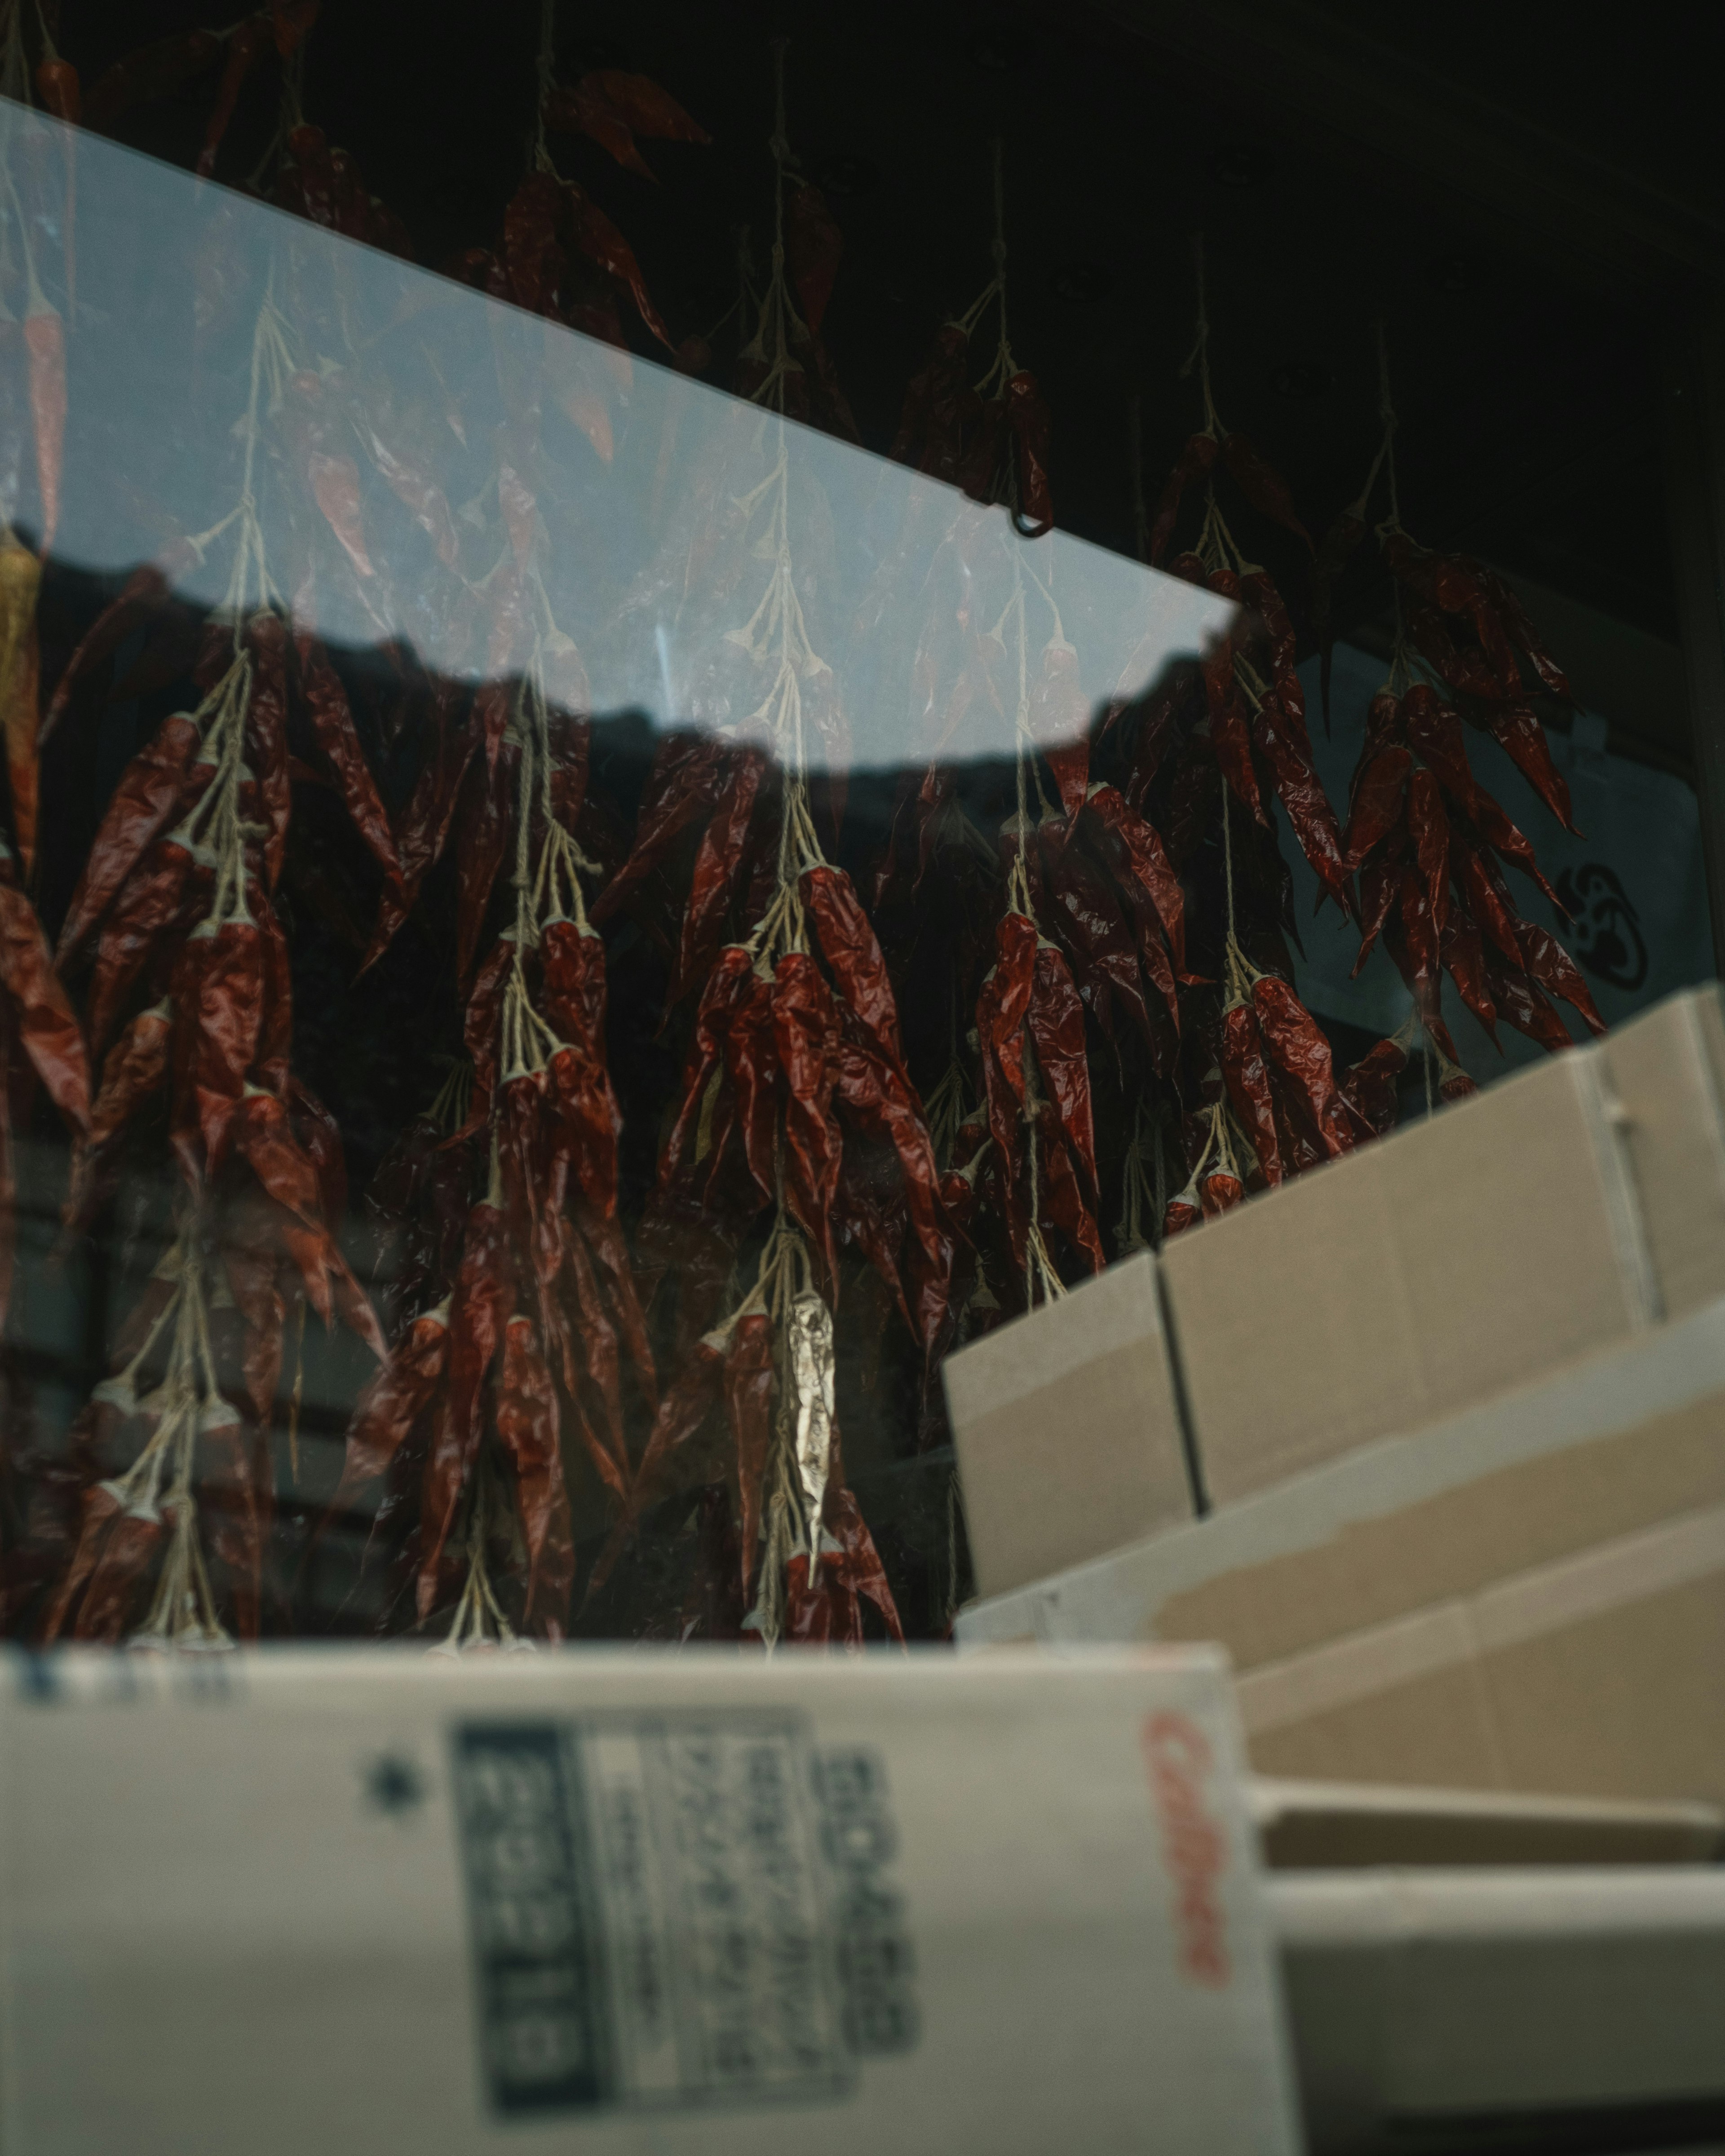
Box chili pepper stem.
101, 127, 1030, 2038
433, 1469, 527, 1655
99, 1213, 236, 1650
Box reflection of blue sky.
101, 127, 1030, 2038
17, 100, 1230, 771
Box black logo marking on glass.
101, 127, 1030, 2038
455, 1718, 920, 2119
1554, 864, 1646, 993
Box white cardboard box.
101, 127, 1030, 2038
0, 1645, 1300, 2156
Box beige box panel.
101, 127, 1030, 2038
1162, 1046, 1655, 1507
958, 1295, 1725, 1670
942, 1250, 1192, 1600
1238, 1509, 1725, 1805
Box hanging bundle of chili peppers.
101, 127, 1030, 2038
1096, 247, 1396, 1233
1319, 334, 1604, 1072
37, 283, 389, 1646
890, 144, 1051, 536
322, 647, 638, 1647
587, 49, 933, 1647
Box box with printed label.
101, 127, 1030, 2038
0, 1645, 1299, 2156
942, 1249, 1194, 1601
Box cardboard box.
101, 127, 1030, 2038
942, 1249, 1194, 1599
1599, 982, 1725, 1321
958, 1290, 1725, 1666
1274, 1865, 1725, 2147
1249, 1776, 1725, 1869
1238, 1503, 1725, 1803
0, 1645, 1300, 2156
1160, 1041, 1659, 1506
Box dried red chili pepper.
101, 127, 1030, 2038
1455, 845, 1526, 969
1149, 430, 1219, 566
1440, 909, 1499, 1039
1083, 782, 1188, 973
1513, 915, 1607, 1036
86, 838, 195, 1052
1343, 741, 1411, 867
1253, 692, 1353, 914
1221, 997, 1282, 1187
418, 1203, 514, 1614
725, 1312, 774, 1601
592, 733, 729, 927
174, 917, 263, 1179
564, 182, 673, 348
64, 1002, 170, 1229
1207, 668, 1265, 828
802, 862, 904, 1066
452, 738, 520, 984
363, 699, 476, 972
975, 910, 1038, 1190
70, 1502, 164, 1644
37, 1482, 122, 1642
1339, 1036, 1407, 1138
299, 645, 399, 885
833, 1027, 955, 1357
1482, 945, 1573, 1053
547, 76, 656, 178
891, 323, 972, 479
1026, 937, 1094, 1191
270, 0, 319, 56
58, 712, 202, 963
1006, 371, 1054, 537
1031, 1103, 1105, 1274
787, 184, 843, 335
197, 16, 272, 178
587, 1335, 726, 1601
85, 27, 221, 129
659, 949, 751, 1193
494, 1314, 573, 1633
1023, 636, 1088, 828
1200, 1166, 1244, 1218
717, 966, 776, 1208
671, 749, 765, 1007
1252, 975, 1347, 1158
1486, 704, 1579, 834
233, 1086, 325, 1231
540, 914, 609, 1052
446, 932, 515, 1147
1406, 769, 1451, 941
774, 950, 844, 1285
0, 866, 87, 1135
238, 613, 289, 892
326, 1303, 450, 1516
1221, 433, 1312, 552
583, 82, 705, 164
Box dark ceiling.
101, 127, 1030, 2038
59, 0, 1715, 697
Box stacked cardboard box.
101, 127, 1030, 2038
947, 985, 1725, 1807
